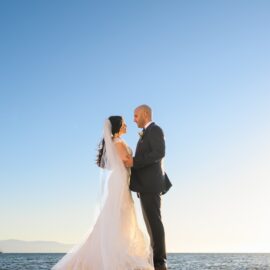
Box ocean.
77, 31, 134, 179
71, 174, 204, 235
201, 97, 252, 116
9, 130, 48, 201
0, 253, 270, 270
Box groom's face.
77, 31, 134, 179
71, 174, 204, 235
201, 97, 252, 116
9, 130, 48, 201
134, 108, 145, 128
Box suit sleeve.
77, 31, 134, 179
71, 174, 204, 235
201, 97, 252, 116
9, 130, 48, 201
133, 126, 165, 169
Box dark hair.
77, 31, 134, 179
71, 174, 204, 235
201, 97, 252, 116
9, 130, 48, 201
96, 116, 123, 167
108, 116, 123, 136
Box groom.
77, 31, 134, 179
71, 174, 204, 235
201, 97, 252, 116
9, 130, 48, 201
125, 104, 171, 270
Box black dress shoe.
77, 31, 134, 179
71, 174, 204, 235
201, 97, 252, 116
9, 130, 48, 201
155, 267, 167, 270
154, 266, 167, 270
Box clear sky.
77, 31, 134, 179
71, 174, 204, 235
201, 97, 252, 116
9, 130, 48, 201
1, 0, 270, 252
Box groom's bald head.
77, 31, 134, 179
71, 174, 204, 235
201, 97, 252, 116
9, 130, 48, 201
134, 104, 152, 128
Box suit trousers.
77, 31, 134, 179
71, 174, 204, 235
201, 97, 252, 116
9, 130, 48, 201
139, 193, 167, 267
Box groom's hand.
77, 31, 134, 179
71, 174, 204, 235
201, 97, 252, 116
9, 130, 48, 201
124, 155, 133, 168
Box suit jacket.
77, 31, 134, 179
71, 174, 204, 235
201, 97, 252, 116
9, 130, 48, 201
130, 122, 172, 194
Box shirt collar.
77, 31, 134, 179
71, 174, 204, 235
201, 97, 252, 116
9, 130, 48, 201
144, 121, 153, 130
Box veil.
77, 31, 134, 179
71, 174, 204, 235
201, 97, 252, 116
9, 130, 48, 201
97, 119, 128, 210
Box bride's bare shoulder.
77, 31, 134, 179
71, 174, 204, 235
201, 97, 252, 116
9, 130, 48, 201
113, 139, 129, 161
113, 138, 126, 150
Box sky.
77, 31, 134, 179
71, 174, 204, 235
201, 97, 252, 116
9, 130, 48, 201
0, 0, 270, 252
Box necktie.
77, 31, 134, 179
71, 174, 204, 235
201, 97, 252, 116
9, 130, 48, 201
142, 128, 146, 136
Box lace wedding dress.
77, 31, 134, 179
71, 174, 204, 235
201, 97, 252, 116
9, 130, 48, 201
52, 120, 154, 270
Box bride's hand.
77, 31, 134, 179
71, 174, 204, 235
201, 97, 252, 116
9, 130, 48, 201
124, 155, 133, 168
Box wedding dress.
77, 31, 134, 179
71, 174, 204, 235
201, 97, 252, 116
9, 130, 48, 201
52, 120, 154, 270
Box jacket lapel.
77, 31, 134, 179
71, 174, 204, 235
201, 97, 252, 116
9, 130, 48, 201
142, 122, 155, 137
135, 122, 155, 153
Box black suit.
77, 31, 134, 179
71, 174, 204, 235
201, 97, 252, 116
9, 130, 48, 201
130, 122, 171, 268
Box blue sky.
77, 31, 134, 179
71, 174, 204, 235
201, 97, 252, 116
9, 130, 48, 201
1, 0, 270, 252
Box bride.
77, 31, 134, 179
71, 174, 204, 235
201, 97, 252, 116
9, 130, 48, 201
52, 116, 154, 270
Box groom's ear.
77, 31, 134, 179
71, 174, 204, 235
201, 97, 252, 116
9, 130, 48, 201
143, 110, 148, 117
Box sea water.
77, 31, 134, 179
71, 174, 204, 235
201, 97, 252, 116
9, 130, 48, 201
0, 253, 270, 270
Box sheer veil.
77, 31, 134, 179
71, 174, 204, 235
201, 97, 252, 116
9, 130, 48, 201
97, 119, 128, 211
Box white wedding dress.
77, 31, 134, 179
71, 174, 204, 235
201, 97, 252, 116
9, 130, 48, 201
52, 120, 154, 270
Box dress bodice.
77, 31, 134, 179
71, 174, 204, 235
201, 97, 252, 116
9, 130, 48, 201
113, 137, 132, 176
113, 137, 133, 155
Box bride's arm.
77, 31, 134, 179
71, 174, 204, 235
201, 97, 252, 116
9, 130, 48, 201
114, 141, 132, 163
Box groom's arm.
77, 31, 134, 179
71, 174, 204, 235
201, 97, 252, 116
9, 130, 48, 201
133, 126, 165, 169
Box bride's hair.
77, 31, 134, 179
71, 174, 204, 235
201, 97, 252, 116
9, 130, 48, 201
96, 116, 123, 167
